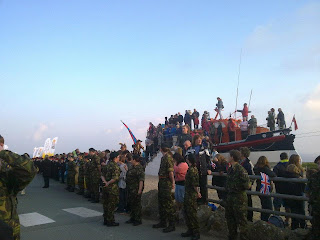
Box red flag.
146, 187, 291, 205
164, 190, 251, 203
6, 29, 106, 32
292, 115, 298, 130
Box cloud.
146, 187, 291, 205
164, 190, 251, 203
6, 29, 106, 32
33, 123, 48, 141
245, 2, 320, 72
245, 23, 278, 52
305, 84, 320, 111
104, 129, 113, 134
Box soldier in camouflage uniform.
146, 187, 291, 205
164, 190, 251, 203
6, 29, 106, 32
0, 134, 37, 240
101, 151, 120, 226
89, 148, 101, 203
77, 154, 85, 195
67, 155, 76, 192
225, 150, 250, 240
125, 154, 145, 226
84, 155, 92, 198
182, 154, 201, 240
152, 144, 176, 233
306, 156, 320, 240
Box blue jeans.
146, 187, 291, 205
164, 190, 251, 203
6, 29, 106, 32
175, 185, 185, 203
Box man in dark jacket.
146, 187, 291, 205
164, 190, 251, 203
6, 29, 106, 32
273, 152, 290, 225
277, 108, 286, 129
193, 136, 212, 205
217, 123, 223, 143
42, 155, 52, 188
239, 147, 254, 222
178, 112, 183, 125
184, 111, 192, 129
58, 157, 66, 183
192, 109, 200, 129
178, 125, 192, 149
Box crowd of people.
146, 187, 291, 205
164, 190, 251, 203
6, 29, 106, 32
1, 115, 320, 240
30, 136, 320, 240
145, 97, 288, 163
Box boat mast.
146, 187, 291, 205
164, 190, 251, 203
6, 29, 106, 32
235, 49, 242, 120
248, 89, 253, 109
234, 49, 242, 141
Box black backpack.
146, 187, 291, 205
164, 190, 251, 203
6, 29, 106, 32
268, 215, 285, 228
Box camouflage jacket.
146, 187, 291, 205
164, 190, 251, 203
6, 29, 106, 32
90, 155, 100, 173
78, 159, 85, 174
0, 150, 37, 221
84, 160, 91, 176
158, 153, 174, 178
102, 160, 120, 194
126, 164, 145, 193
307, 170, 320, 212
68, 161, 76, 176
185, 166, 199, 195
226, 163, 250, 194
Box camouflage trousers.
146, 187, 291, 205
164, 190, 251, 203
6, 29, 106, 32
85, 174, 92, 193
6, 218, 20, 240
3, 197, 20, 240
78, 172, 84, 192
102, 188, 119, 222
184, 192, 199, 234
128, 190, 142, 222
225, 192, 248, 240
311, 211, 320, 240
158, 179, 175, 224
91, 173, 100, 200
68, 174, 75, 188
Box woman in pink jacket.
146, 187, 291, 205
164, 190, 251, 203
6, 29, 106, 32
173, 153, 189, 220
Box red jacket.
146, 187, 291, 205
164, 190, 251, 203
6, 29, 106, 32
242, 106, 249, 117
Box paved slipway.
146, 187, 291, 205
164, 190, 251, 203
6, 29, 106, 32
18, 175, 219, 240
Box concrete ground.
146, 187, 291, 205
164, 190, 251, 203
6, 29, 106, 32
18, 175, 216, 240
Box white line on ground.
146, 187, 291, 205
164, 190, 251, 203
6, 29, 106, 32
62, 207, 103, 218
19, 212, 56, 227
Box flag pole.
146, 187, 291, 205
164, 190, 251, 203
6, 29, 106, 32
289, 115, 294, 129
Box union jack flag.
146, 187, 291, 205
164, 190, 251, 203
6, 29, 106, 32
260, 173, 271, 195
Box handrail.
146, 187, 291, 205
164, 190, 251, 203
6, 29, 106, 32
211, 172, 308, 183
208, 199, 312, 221
207, 185, 309, 201
208, 173, 312, 221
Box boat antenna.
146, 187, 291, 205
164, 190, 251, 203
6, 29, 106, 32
234, 49, 242, 142
235, 49, 242, 120
248, 89, 253, 109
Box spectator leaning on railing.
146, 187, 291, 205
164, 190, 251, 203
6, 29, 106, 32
283, 154, 306, 230
211, 154, 228, 203
253, 156, 277, 222
272, 152, 291, 226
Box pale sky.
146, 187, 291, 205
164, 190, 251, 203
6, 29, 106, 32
0, 1, 319, 161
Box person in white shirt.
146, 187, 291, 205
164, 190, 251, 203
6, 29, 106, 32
117, 155, 128, 214
239, 121, 249, 140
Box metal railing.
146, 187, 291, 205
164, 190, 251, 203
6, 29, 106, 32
207, 172, 312, 221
